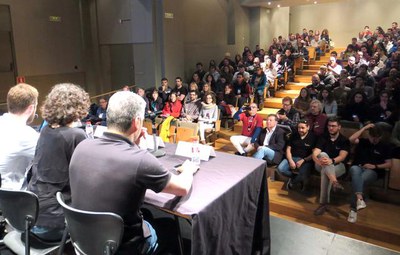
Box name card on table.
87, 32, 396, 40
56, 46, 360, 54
175, 141, 216, 161
139, 134, 165, 150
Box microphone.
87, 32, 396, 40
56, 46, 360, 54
145, 110, 162, 119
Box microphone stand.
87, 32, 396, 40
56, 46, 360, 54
146, 111, 166, 158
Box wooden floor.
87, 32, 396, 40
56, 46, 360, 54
268, 179, 400, 252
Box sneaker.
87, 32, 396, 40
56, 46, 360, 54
286, 178, 293, 190
347, 210, 357, 223
314, 204, 327, 216
356, 199, 367, 210
332, 182, 344, 192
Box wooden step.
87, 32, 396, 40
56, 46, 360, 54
214, 138, 237, 154
303, 64, 321, 70
264, 97, 285, 108
294, 75, 312, 83
286, 83, 308, 90
299, 69, 318, 75
275, 90, 301, 98
313, 60, 328, 65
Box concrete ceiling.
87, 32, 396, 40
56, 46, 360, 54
241, 0, 344, 8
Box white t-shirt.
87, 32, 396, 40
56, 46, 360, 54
0, 113, 39, 190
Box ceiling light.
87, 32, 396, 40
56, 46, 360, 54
314, 1, 317, 3
268, 2, 271, 5
277, 4, 280, 7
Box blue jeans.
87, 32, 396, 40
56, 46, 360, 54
277, 157, 313, 184
253, 146, 275, 161
143, 220, 158, 254
349, 165, 378, 210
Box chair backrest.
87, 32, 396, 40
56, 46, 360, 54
56, 192, 124, 255
0, 189, 38, 232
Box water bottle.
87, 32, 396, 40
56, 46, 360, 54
85, 121, 94, 139
191, 140, 201, 166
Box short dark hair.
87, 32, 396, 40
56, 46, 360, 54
327, 116, 341, 126
161, 77, 168, 82
369, 126, 383, 138
196, 62, 203, 66
267, 114, 278, 121
175, 77, 182, 82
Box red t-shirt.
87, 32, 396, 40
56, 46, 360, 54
240, 113, 263, 137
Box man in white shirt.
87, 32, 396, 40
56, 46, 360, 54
0, 83, 39, 190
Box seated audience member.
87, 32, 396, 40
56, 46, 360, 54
214, 76, 227, 101
348, 124, 393, 223
342, 91, 369, 124
252, 114, 285, 165
232, 73, 251, 108
369, 90, 397, 125
191, 73, 204, 91
327, 56, 342, 77
273, 54, 286, 88
293, 88, 312, 118
185, 82, 200, 103
122, 85, 131, 92
278, 120, 316, 191
200, 83, 212, 99
313, 117, 350, 216
250, 67, 267, 110
356, 64, 376, 88
95, 97, 108, 126
219, 52, 236, 71
305, 99, 328, 137
158, 78, 172, 105
262, 58, 277, 88
172, 77, 188, 102
318, 88, 338, 117
148, 89, 164, 114
136, 87, 150, 113
69, 91, 198, 254
341, 45, 356, 61
283, 49, 295, 81
161, 92, 182, 118
306, 74, 324, 99
203, 65, 220, 84
377, 68, 400, 94
392, 120, 400, 146
298, 41, 309, 62
230, 103, 263, 156
233, 64, 251, 82
318, 65, 336, 89
350, 76, 374, 101
345, 56, 358, 77
194, 62, 206, 81
333, 73, 352, 109
203, 74, 216, 92
198, 92, 218, 144
28, 83, 90, 242
0, 83, 39, 190
218, 84, 237, 116
220, 65, 234, 83
276, 96, 300, 131
180, 90, 201, 122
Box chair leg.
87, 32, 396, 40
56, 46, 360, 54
25, 221, 30, 255
57, 227, 69, 255
174, 215, 184, 255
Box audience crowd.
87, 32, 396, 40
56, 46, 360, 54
0, 21, 400, 253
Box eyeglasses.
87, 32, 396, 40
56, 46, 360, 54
282, 103, 291, 106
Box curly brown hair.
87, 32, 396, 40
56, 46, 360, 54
41, 83, 90, 126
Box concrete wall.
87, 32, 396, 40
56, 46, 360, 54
289, 0, 400, 47
260, 7, 290, 49
0, 0, 85, 103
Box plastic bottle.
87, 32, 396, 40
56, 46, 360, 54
191, 139, 201, 166
85, 121, 94, 139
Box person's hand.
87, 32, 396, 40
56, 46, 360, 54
385, 111, 392, 118
364, 123, 375, 130
319, 157, 332, 166
289, 160, 296, 169
296, 159, 305, 168
353, 116, 360, 122
362, 163, 375, 170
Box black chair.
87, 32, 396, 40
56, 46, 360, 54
56, 192, 124, 255
0, 189, 63, 255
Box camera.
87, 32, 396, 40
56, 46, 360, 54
243, 105, 251, 111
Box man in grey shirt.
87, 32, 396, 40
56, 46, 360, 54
0, 83, 39, 190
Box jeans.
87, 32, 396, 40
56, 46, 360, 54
254, 90, 264, 110
349, 165, 378, 210
277, 157, 313, 185
315, 152, 346, 204
253, 146, 275, 161
143, 220, 158, 254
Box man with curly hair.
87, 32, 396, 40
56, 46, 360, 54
27, 83, 90, 243
0, 83, 39, 190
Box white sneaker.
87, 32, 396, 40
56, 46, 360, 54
356, 199, 367, 210
348, 210, 357, 223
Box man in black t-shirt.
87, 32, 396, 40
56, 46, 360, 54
312, 117, 350, 216
172, 77, 188, 102
277, 120, 316, 191
69, 92, 198, 254
347, 124, 392, 223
